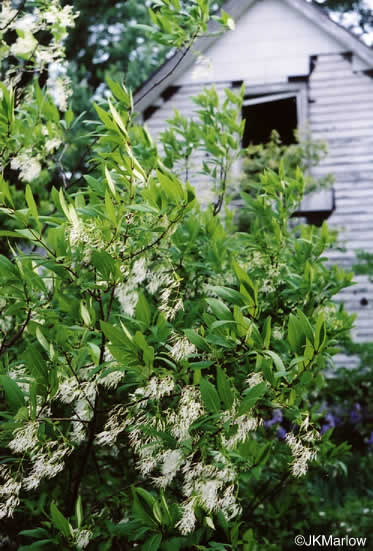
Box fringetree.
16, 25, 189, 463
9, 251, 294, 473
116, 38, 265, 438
0, 1, 355, 550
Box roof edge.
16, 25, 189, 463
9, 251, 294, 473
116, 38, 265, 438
134, 0, 257, 111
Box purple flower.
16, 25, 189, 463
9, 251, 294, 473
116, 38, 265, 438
321, 424, 332, 434
277, 426, 287, 440
320, 412, 340, 434
366, 432, 373, 446
273, 409, 283, 423
349, 403, 362, 425
264, 409, 283, 428
325, 413, 340, 427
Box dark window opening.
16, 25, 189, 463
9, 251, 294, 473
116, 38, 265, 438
292, 211, 332, 227
242, 96, 297, 148
143, 104, 160, 122
161, 85, 180, 102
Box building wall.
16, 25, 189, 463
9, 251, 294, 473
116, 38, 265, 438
310, 53, 373, 344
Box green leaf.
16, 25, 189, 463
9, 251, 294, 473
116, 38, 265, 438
287, 314, 299, 352
0, 254, 16, 276
25, 184, 40, 229
157, 169, 183, 201
0, 175, 14, 207
105, 189, 117, 223
91, 250, 117, 280
206, 285, 245, 306
200, 378, 220, 413
205, 298, 232, 320
189, 360, 214, 370
108, 99, 128, 136
210, 320, 236, 330
264, 350, 286, 373
132, 488, 157, 528
136, 292, 151, 328
18, 528, 49, 539
0, 230, 23, 238
232, 261, 257, 305
36, 327, 49, 354
23, 344, 48, 384
255, 443, 272, 466
296, 309, 314, 344
105, 165, 117, 197
238, 382, 267, 415
314, 314, 327, 351
183, 329, 209, 352
93, 102, 117, 130
50, 502, 71, 538
18, 540, 56, 550
136, 487, 156, 509
217, 366, 233, 409
152, 501, 163, 525
100, 321, 136, 351
80, 301, 91, 327
142, 534, 162, 551
106, 77, 131, 106
0, 375, 25, 412
75, 495, 83, 529
262, 316, 271, 349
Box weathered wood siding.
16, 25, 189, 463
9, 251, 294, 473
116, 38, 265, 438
309, 53, 373, 343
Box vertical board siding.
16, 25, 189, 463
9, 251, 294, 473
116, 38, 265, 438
309, 53, 373, 345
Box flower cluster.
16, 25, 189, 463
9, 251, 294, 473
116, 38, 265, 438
115, 257, 148, 316
221, 409, 262, 450
285, 429, 319, 477
10, 151, 42, 183
177, 455, 240, 534
23, 442, 73, 491
1, 432, 73, 518
0, 466, 21, 520
169, 333, 197, 361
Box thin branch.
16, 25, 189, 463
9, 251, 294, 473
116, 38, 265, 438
134, 30, 200, 107
69, 393, 98, 515
120, 210, 184, 262
37, 417, 91, 424
0, 2, 26, 31
0, 308, 32, 355
63, 352, 96, 411
106, 285, 116, 320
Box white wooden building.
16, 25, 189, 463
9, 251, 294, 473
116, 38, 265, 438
134, 0, 373, 346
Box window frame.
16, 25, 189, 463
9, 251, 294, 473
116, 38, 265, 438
239, 81, 334, 224
241, 82, 308, 131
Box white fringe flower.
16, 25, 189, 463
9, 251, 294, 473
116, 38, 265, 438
285, 432, 318, 477
246, 372, 264, 388
176, 498, 197, 535
8, 422, 39, 454
11, 152, 41, 182
170, 386, 204, 441
154, 449, 184, 488
169, 334, 196, 361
